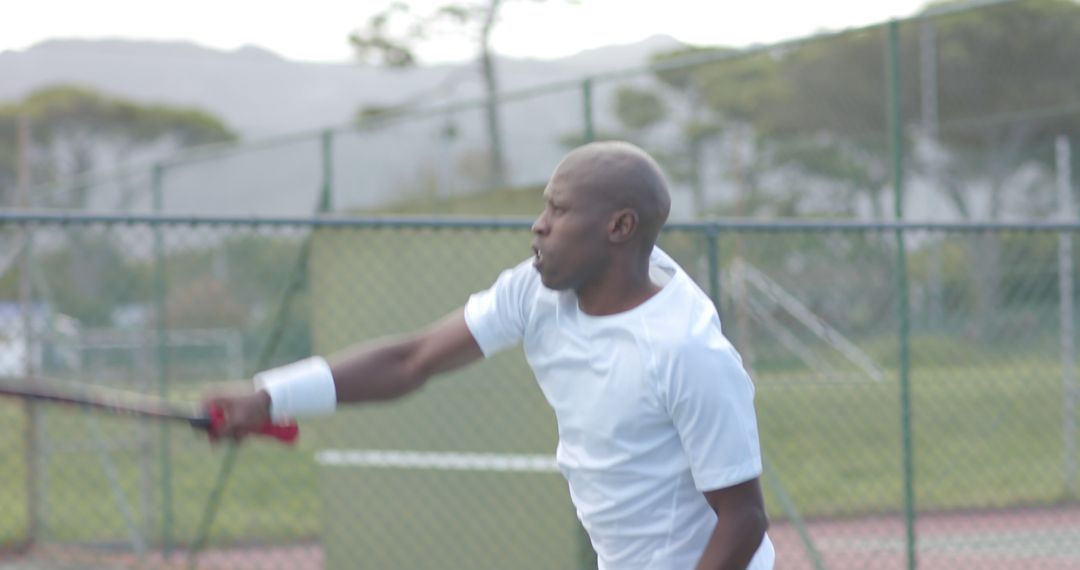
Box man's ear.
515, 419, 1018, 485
608, 208, 639, 244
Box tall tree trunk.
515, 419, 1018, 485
480, 0, 507, 189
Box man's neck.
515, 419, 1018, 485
576, 263, 662, 317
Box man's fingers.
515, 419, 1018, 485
200, 391, 271, 444
219, 400, 260, 439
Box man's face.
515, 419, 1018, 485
530, 172, 610, 291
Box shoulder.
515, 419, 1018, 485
645, 254, 724, 356
643, 269, 739, 377
491, 257, 544, 297
653, 308, 734, 370
464, 258, 546, 356
650, 308, 750, 406
473, 256, 550, 324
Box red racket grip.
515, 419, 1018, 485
202, 405, 299, 445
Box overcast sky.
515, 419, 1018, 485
3, 0, 930, 63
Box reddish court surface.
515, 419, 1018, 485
2, 506, 1078, 569
770, 505, 1080, 569
0, 543, 323, 570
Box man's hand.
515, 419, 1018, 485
203, 390, 273, 441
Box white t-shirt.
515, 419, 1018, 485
464, 247, 775, 569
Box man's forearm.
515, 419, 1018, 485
223, 311, 480, 434
330, 335, 429, 403
694, 506, 768, 570
309, 309, 482, 406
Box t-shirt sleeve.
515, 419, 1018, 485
463, 259, 537, 358
659, 333, 763, 492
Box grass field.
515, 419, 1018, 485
1, 360, 1073, 554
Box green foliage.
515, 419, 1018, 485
0, 113, 16, 194
661, 1, 1080, 144
996, 231, 1068, 308
629, 0, 1080, 219
907, 236, 974, 311
694, 52, 785, 126
348, 0, 576, 188
37, 234, 148, 325
770, 136, 884, 189
349, 1, 422, 68
651, 46, 735, 93
556, 130, 624, 151
612, 86, 666, 132
353, 104, 410, 126
932, 0, 1080, 138
13, 85, 234, 146
369, 183, 544, 216
27, 232, 307, 350
763, 29, 889, 138
0, 85, 236, 207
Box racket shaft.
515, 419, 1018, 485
0, 381, 298, 445
0, 384, 191, 422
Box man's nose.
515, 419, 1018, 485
532, 212, 548, 235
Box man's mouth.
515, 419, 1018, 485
533, 247, 544, 267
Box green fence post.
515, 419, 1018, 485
319, 130, 334, 213
887, 19, 916, 570
1056, 136, 1077, 499
706, 226, 722, 320
15, 110, 42, 551
762, 456, 827, 570
151, 163, 173, 557
582, 79, 595, 144
706, 227, 825, 569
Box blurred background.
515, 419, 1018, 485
3, 0, 1080, 568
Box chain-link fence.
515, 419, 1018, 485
0, 212, 1078, 569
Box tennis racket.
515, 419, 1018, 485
0, 376, 298, 444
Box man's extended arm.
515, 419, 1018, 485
331, 308, 483, 402
694, 478, 769, 570
208, 308, 482, 437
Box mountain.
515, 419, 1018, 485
0, 36, 684, 138
1, 36, 688, 216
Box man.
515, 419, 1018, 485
211, 141, 774, 569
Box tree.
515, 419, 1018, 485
0, 86, 236, 332
748, 0, 1080, 219
644, 35, 895, 218
646, 47, 778, 216
166, 277, 247, 329
624, 0, 1080, 342
635, 0, 1080, 220
349, 1, 574, 190
613, 86, 666, 135
921, 0, 1080, 219
743, 0, 1080, 336
0, 85, 235, 208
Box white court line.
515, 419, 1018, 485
315, 449, 559, 473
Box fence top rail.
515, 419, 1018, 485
1, 210, 1078, 233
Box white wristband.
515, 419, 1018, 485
254, 356, 337, 423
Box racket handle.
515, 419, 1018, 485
253, 420, 300, 444
197, 405, 299, 445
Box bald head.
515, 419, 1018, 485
532, 142, 672, 293
552, 141, 672, 248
